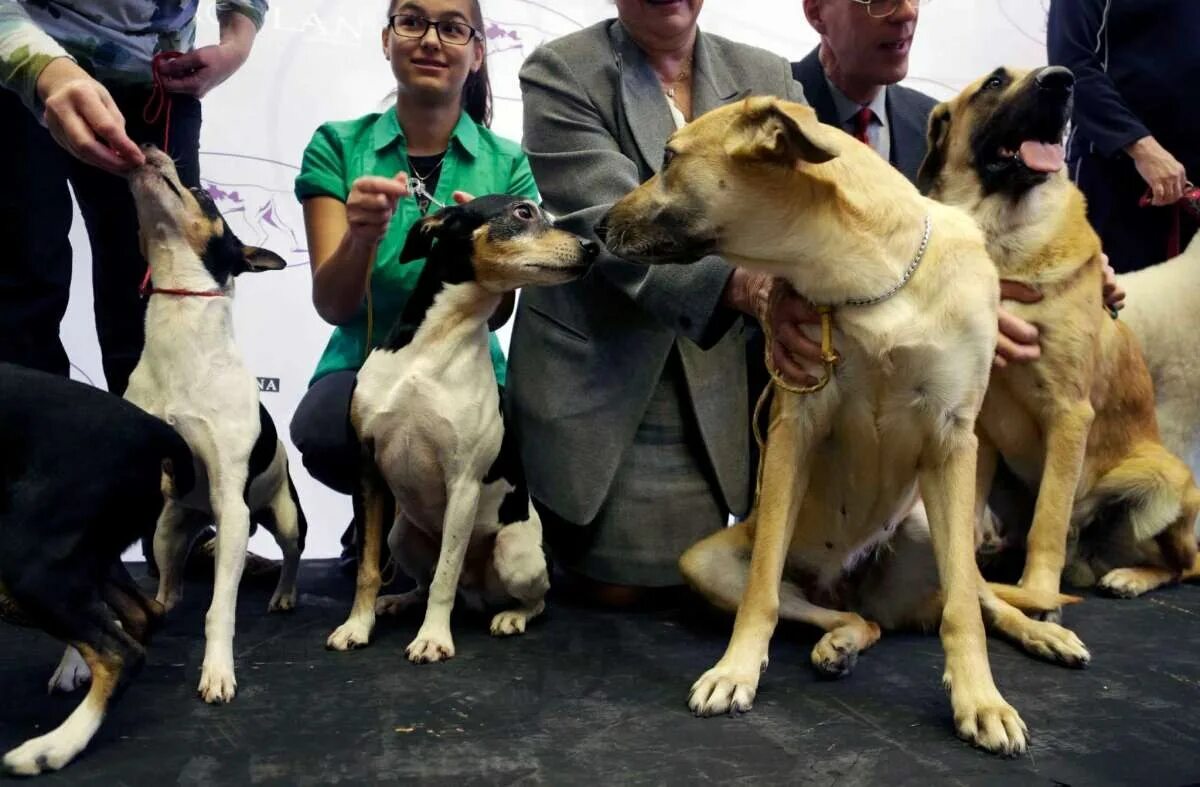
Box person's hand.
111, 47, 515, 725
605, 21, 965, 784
158, 42, 249, 98
995, 280, 1042, 369
452, 191, 474, 205
1127, 136, 1188, 207
726, 269, 826, 386
35, 58, 145, 174
346, 172, 410, 245
158, 11, 257, 98
1100, 253, 1125, 313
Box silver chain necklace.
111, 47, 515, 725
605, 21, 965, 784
837, 214, 932, 307
409, 153, 446, 212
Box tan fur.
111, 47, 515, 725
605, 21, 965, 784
603, 97, 1094, 754
922, 67, 1200, 605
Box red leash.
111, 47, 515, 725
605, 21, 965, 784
139, 266, 226, 298
1138, 182, 1200, 258
140, 51, 225, 299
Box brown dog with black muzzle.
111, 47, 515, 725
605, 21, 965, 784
601, 96, 1088, 755
918, 66, 1200, 605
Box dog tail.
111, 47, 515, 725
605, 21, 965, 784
987, 582, 1083, 613
157, 424, 195, 499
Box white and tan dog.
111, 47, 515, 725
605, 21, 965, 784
327, 195, 596, 662
117, 146, 306, 704
602, 97, 1086, 755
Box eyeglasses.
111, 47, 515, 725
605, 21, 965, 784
848, 0, 929, 19
388, 13, 481, 46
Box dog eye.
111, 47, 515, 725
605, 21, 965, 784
513, 204, 536, 222
662, 148, 676, 170
983, 76, 1005, 91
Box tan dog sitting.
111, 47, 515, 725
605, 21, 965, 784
601, 96, 1087, 755
918, 66, 1200, 603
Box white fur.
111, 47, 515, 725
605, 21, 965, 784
1118, 235, 1200, 476
2, 691, 106, 775
336, 282, 549, 661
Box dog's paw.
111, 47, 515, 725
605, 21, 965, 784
375, 592, 423, 617
1016, 620, 1090, 667
406, 628, 455, 664
1098, 568, 1156, 598
47, 647, 91, 694
944, 676, 1028, 756
326, 617, 373, 651
688, 661, 762, 717
811, 629, 861, 678
267, 589, 297, 613
197, 661, 237, 704
489, 609, 530, 636
3, 733, 82, 776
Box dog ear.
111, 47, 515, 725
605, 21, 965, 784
399, 215, 445, 264
916, 103, 952, 195
728, 100, 839, 166
240, 246, 287, 272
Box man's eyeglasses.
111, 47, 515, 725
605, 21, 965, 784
848, 0, 929, 19
388, 13, 481, 46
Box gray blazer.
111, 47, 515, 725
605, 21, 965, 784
508, 19, 806, 525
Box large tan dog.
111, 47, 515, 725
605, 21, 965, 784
918, 66, 1200, 602
601, 97, 1088, 755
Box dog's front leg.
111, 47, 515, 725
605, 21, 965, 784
1022, 401, 1094, 604
919, 433, 1026, 755
406, 479, 482, 664
198, 464, 250, 704
327, 471, 388, 650
689, 392, 818, 716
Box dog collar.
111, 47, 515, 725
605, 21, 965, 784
838, 214, 932, 308
139, 265, 226, 299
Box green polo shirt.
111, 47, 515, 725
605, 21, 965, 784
295, 108, 537, 386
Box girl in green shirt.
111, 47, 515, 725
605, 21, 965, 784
290, 0, 537, 542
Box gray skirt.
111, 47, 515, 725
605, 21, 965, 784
546, 346, 729, 587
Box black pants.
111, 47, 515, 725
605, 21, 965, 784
0, 85, 202, 394
1074, 150, 1198, 274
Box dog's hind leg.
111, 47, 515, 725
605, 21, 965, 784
258, 470, 305, 613
153, 503, 207, 613
681, 519, 880, 680
978, 581, 1090, 667
376, 514, 432, 618
1096, 453, 1200, 598
3, 592, 143, 776
406, 479, 483, 664
488, 512, 550, 637
328, 469, 388, 651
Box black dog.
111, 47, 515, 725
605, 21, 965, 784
0, 363, 193, 775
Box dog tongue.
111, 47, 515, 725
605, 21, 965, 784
1018, 141, 1065, 173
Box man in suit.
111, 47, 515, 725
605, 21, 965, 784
792, 0, 935, 185
509, 1, 812, 601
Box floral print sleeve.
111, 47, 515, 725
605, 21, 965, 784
0, 2, 72, 113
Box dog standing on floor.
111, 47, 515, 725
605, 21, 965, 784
601, 97, 1087, 755
86, 145, 307, 704
918, 66, 1200, 603
0, 364, 193, 775
327, 195, 596, 662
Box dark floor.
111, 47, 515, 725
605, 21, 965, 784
2, 561, 1198, 786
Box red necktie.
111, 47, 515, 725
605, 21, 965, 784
854, 105, 874, 147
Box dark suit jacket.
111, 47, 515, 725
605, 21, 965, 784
509, 20, 806, 525
792, 47, 936, 185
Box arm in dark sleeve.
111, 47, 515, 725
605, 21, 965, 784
518, 44, 738, 348
1047, 0, 1150, 157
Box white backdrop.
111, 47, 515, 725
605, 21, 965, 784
59, 0, 1050, 559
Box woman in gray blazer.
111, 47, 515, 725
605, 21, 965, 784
508, 0, 816, 601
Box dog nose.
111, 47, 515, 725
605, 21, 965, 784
1036, 66, 1074, 94
580, 239, 600, 258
